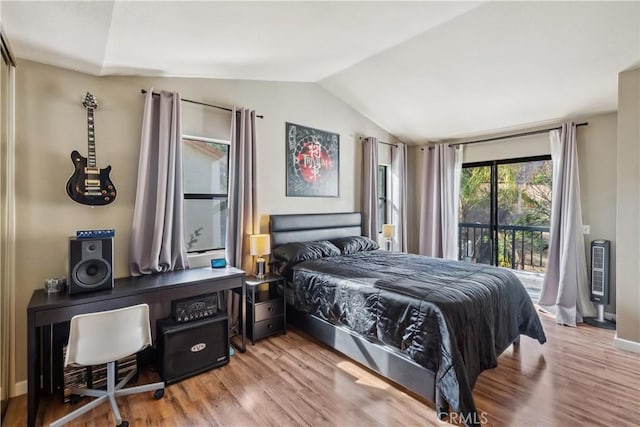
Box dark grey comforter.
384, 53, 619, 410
290, 250, 546, 419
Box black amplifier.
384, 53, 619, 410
172, 293, 218, 323
157, 315, 229, 384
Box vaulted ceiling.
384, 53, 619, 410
2, 1, 639, 142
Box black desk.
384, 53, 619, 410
26, 267, 245, 427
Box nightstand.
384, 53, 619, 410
245, 274, 286, 344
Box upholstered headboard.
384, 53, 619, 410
270, 212, 362, 247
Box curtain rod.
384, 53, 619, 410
419, 121, 589, 150
140, 89, 264, 119
450, 122, 588, 147
358, 136, 397, 147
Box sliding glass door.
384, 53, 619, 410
459, 156, 552, 272
459, 165, 493, 265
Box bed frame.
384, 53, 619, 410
270, 212, 448, 415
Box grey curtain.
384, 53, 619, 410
391, 142, 408, 252
362, 137, 379, 239
539, 123, 595, 326
419, 144, 463, 260
225, 107, 257, 332
130, 89, 188, 276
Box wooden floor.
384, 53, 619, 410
4, 311, 640, 426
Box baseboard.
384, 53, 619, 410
604, 312, 616, 322
614, 335, 640, 353
11, 379, 27, 397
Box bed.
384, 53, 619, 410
269, 212, 546, 425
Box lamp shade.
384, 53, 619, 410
250, 234, 271, 256
382, 224, 395, 239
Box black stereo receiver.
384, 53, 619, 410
172, 293, 219, 323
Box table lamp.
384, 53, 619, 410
250, 234, 271, 279
382, 224, 395, 251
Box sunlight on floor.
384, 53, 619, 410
513, 270, 544, 302
336, 361, 391, 390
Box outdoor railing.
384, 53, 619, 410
458, 223, 550, 272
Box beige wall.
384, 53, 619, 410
615, 68, 640, 345
462, 132, 551, 162
12, 59, 393, 387
576, 113, 618, 315
407, 112, 619, 315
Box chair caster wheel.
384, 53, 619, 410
154, 388, 164, 399
116, 421, 128, 427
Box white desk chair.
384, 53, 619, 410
50, 303, 165, 427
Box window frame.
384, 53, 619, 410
182, 134, 231, 254
377, 164, 389, 233
460, 154, 552, 266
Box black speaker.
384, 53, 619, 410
157, 314, 229, 385
68, 237, 114, 295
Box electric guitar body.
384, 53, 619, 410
65, 92, 117, 206
66, 150, 116, 206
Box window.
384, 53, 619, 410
377, 165, 388, 233
459, 155, 552, 272
183, 136, 230, 253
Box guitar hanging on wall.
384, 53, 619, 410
66, 92, 117, 206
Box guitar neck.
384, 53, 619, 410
87, 108, 97, 168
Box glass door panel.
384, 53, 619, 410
497, 160, 552, 271
459, 165, 493, 265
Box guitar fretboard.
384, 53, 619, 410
87, 108, 96, 168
